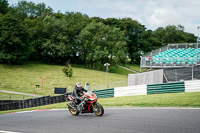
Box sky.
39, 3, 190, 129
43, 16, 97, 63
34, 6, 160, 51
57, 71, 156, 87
8, 0, 200, 36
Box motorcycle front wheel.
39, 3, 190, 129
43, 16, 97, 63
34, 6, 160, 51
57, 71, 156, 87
93, 102, 104, 116
68, 106, 79, 116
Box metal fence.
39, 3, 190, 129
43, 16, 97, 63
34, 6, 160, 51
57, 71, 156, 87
168, 43, 199, 49
164, 66, 200, 82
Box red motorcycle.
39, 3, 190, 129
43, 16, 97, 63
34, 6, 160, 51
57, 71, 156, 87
67, 91, 104, 116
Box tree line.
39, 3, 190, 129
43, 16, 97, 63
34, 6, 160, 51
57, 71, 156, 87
0, 0, 197, 67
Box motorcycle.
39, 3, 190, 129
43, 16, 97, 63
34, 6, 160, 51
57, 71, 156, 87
67, 89, 104, 116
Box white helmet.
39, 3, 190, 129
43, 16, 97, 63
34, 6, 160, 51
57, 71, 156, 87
76, 82, 82, 90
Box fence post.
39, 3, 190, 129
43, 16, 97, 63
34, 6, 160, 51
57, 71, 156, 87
140, 56, 142, 72
192, 65, 194, 80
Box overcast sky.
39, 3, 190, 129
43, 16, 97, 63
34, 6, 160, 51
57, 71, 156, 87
9, 0, 200, 36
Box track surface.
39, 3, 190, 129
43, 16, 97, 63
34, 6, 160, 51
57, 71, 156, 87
0, 108, 200, 133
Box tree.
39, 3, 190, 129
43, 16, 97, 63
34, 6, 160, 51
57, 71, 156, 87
0, 0, 9, 14
78, 22, 128, 68
154, 25, 197, 44
104, 18, 147, 63
35, 3, 53, 18
139, 30, 161, 53
118, 18, 146, 63
41, 12, 90, 64
0, 13, 31, 64
11, 0, 53, 20
24, 17, 46, 61
153, 27, 166, 45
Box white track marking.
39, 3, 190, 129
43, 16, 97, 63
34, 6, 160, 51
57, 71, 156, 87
105, 107, 200, 110
0, 130, 21, 133
10, 107, 200, 114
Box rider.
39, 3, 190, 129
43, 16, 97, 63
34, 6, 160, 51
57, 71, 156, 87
71, 82, 87, 111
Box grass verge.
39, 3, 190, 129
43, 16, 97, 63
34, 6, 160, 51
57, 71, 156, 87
0, 92, 33, 100
122, 64, 148, 72
99, 92, 200, 107
1, 92, 200, 114
0, 63, 128, 96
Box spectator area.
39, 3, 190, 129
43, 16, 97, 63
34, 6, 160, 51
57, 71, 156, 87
152, 48, 200, 65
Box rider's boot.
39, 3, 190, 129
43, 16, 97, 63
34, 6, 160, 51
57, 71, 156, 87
76, 102, 82, 112
76, 105, 81, 112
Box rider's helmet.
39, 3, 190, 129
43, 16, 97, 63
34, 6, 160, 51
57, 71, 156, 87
76, 82, 82, 90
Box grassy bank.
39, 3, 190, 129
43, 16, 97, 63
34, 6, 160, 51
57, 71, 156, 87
0, 63, 129, 96
1, 92, 200, 114
122, 64, 148, 72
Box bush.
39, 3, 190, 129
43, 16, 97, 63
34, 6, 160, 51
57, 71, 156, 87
63, 64, 73, 78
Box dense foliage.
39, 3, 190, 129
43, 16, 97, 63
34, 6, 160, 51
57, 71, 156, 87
63, 64, 73, 78
0, 0, 197, 65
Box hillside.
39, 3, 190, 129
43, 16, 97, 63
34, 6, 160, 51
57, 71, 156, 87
0, 63, 131, 96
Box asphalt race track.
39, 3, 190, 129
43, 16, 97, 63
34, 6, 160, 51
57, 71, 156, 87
0, 108, 200, 133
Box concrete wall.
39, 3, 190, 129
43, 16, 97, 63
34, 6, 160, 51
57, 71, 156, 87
128, 69, 163, 86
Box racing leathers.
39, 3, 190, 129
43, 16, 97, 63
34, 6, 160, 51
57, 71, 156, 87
71, 86, 87, 110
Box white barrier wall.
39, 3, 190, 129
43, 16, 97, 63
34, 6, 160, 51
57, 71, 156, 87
128, 69, 163, 86
114, 80, 199, 98
185, 80, 200, 92
114, 85, 147, 97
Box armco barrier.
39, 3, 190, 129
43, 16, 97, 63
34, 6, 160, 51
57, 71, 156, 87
1, 80, 199, 111
94, 88, 114, 98
0, 100, 19, 104
114, 85, 147, 97
0, 94, 68, 111
147, 81, 185, 94
185, 80, 200, 92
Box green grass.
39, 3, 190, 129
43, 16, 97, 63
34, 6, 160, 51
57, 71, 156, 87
0, 62, 128, 96
1, 92, 200, 114
72, 64, 136, 75
122, 64, 148, 72
1, 62, 199, 115
0, 92, 33, 100
99, 92, 200, 107
109, 65, 136, 75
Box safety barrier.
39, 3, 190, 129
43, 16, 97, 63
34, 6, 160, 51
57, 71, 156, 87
147, 82, 185, 94
1, 80, 200, 111
114, 85, 147, 97
185, 80, 200, 92
0, 100, 19, 104
94, 88, 114, 98
0, 94, 68, 111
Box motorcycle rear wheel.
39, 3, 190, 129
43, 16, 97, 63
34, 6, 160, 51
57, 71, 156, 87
68, 106, 79, 116
93, 102, 104, 116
